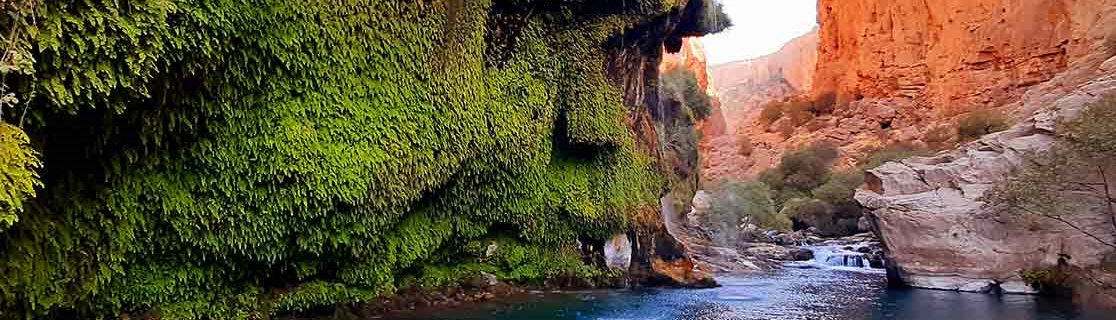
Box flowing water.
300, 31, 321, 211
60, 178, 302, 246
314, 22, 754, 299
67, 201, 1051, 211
388, 245, 1116, 320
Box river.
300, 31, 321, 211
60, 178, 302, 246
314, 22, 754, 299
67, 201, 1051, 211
388, 246, 1116, 320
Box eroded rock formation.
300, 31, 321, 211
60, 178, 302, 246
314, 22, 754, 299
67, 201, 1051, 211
702, 30, 820, 183
700, 0, 1116, 304
815, 0, 1115, 113
711, 30, 818, 129
857, 61, 1116, 304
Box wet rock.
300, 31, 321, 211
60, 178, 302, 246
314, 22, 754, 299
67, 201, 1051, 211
603, 233, 632, 269
465, 272, 500, 289
856, 74, 1116, 298
790, 248, 815, 261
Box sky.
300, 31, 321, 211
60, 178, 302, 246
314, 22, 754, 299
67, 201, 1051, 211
703, 0, 818, 65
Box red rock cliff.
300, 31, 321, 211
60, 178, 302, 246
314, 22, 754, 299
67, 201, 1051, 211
702, 30, 818, 183
815, 0, 1116, 114
710, 30, 818, 129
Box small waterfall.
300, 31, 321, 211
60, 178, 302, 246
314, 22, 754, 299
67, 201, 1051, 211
788, 244, 881, 271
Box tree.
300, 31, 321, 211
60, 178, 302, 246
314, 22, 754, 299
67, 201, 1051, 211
984, 95, 1116, 248
661, 68, 713, 121
704, 180, 790, 247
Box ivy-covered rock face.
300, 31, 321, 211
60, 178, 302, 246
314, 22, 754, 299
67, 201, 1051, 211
0, 0, 726, 318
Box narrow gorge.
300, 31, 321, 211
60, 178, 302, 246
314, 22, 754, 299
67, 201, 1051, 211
700, 0, 1116, 310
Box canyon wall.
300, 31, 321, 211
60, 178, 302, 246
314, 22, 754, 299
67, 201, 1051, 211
710, 30, 818, 129
857, 59, 1116, 304
706, 0, 1116, 184
823, 0, 1116, 303
702, 30, 818, 183
815, 0, 1116, 115
699, 0, 1116, 303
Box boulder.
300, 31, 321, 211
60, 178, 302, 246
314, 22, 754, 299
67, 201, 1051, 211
603, 233, 632, 270
855, 74, 1116, 297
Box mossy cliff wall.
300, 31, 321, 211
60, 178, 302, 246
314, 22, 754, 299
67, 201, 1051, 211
0, 0, 724, 318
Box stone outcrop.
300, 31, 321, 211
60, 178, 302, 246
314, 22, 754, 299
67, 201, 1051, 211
857, 64, 1116, 303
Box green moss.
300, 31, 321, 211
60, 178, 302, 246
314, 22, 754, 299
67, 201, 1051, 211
0, 0, 712, 318
271, 281, 375, 316
0, 124, 40, 230
1020, 269, 1072, 295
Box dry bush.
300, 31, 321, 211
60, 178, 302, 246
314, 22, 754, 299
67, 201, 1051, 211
923, 125, 954, 150
785, 100, 814, 127
759, 101, 785, 126
805, 119, 828, 133
738, 135, 754, 156
810, 92, 838, 114
956, 110, 1007, 141
777, 120, 795, 139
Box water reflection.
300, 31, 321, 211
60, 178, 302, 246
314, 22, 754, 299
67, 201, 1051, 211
389, 268, 1115, 320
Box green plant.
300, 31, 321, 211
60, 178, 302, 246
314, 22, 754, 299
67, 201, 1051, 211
0, 124, 39, 231
860, 142, 931, 170
271, 281, 375, 315
956, 110, 1008, 140
778, 142, 840, 191
704, 180, 789, 246
662, 68, 713, 121
0, 1, 724, 318
984, 95, 1116, 249
757, 142, 870, 236
1020, 269, 1072, 295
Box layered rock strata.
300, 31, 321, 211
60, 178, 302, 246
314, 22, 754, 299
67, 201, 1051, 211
857, 58, 1116, 304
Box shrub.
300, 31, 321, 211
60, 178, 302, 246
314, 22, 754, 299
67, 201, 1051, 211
956, 110, 1008, 140
812, 169, 865, 222
805, 119, 828, 133
984, 94, 1116, 250
704, 180, 789, 246
860, 142, 931, 170
812, 170, 863, 207
785, 99, 815, 127
662, 68, 713, 120
782, 198, 860, 236
810, 92, 838, 114
760, 101, 785, 125
923, 125, 954, 150
1062, 94, 1116, 158
776, 120, 796, 138
777, 142, 840, 192
737, 135, 754, 156
1020, 269, 1072, 296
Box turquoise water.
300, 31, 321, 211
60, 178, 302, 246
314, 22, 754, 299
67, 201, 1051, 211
388, 267, 1115, 320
